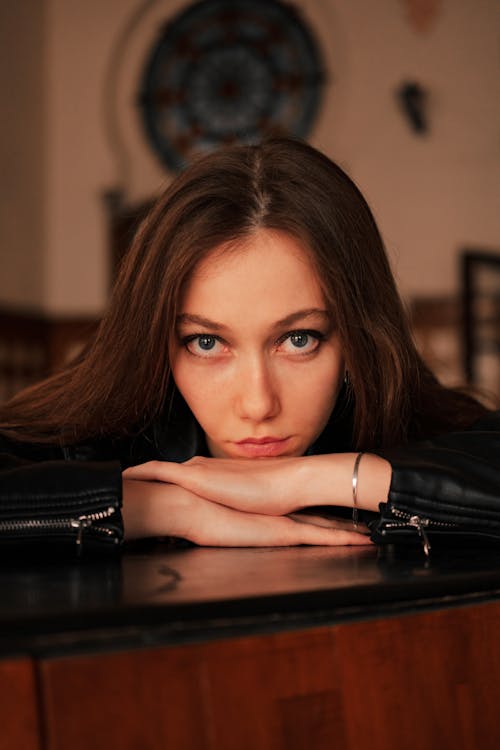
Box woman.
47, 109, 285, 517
1, 138, 499, 556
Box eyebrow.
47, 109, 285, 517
176, 308, 331, 331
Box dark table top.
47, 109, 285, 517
2, 541, 500, 657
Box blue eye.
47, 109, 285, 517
198, 335, 216, 351
289, 333, 310, 348
182, 333, 227, 357
278, 330, 324, 355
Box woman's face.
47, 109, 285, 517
171, 229, 345, 458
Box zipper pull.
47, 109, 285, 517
409, 515, 431, 558
71, 516, 93, 557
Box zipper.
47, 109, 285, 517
0, 506, 117, 556
380, 508, 458, 558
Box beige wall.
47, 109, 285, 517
0, 0, 46, 309
1, 0, 499, 314
314, 0, 500, 297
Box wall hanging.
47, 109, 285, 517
138, 0, 325, 171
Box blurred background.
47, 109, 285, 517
0, 0, 499, 402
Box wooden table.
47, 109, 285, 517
2, 543, 500, 749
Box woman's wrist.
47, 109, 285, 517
121, 478, 192, 540
355, 453, 392, 511
298, 453, 392, 513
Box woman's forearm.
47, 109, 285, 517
298, 453, 392, 513
123, 452, 392, 519
121, 476, 372, 546
122, 479, 192, 540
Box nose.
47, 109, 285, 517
234, 356, 280, 423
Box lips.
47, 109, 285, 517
232, 437, 291, 458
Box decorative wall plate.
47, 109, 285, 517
138, 0, 324, 171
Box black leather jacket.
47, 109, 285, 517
2, 398, 500, 556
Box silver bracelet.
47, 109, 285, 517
352, 452, 365, 528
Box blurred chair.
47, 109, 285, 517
410, 295, 462, 388
461, 249, 500, 395
0, 310, 97, 402
0, 195, 152, 404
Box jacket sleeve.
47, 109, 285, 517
0, 438, 123, 556
369, 410, 500, 552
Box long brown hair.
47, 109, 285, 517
0, 138, 487, 448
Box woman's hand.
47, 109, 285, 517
122, 452, 390, 515
123, 456, 313, 515
122, 478, 371, 547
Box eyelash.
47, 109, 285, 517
276, 329, 326, 351
180, 329, 326, 359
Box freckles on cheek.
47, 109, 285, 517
303, 366, 344, 421
172, 358, 227, 417
299, 355, 343, 397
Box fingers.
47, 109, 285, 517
248, 515, 372, 547
291, 518, 373, 546
123, 460, 217, 500
123, 460, 234, 509
122, 462, 374, 546
288, 512, 370, 534
122, 476, 373, 548
123, 460, 270, 513
189, 502, 373, 548
123, 461, 178, 483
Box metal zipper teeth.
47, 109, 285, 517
380, 508, 458, 558
0, 507, 116, 532
388, 507, 458, 529
0, 507, 117, 553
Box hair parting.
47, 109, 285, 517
0, 138, 487, 448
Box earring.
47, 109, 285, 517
343, 371, 350, 386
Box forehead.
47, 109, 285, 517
180, 230, 326, 318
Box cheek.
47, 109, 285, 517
296, 342, 343, 390
288, 349, 344, 424
171, 355, 226, 428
